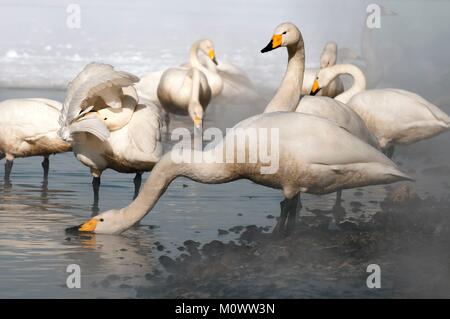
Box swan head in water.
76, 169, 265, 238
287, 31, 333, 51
260, 22, 301, 53
188, 100, 204, 129
198, 39, 218, 65
66, 209, 128, 235
320, 42, 338, 68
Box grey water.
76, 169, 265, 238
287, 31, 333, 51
1, 0, 450, 298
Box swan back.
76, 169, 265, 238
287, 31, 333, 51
297, 96, 380, 148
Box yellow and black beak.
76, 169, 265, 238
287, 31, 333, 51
208, 49, 218, 65
65, 219, 97, 234
310, 79, 321, 96
261, 34, 283, 53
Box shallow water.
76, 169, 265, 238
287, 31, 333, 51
1, 0, 450, 298
1, 87, 450, 298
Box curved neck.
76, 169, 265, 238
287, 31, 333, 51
121, 150, 234, 229
189, 68, 201, 105
189, 41, 210, 75
264, 36, 305, 113
324, 64, 366, 103
96, 96, 136, 131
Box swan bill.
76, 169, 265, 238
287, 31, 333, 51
261, 34, 282, 53
194, 115, 202, 128
310, 79, 320, 96
65, 219, 98, 233
208, 49, 218, 65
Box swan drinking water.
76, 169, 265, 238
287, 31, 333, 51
59, 63, 163, 209
311, 63, 450, 157
0, 98, 71, 182
69, 111, 412, 235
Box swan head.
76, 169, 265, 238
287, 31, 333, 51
198, 39, 218, 65
261, 22, 301, 53
188, 101, 204, 129
320, 42, 338, 68
66, 209, 129, 235
96, 96, 136, 131
310, 68, 334, 96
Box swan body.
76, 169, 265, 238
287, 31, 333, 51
73, 112, 411, 234
59, 63, 163, 205
157, 67, 211, 127
0, 98, 71, 180
313, 64, 450, 150
297, 96, 379, 148
347, 89, 450, 148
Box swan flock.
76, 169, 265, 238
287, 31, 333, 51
1, 19, 449, 236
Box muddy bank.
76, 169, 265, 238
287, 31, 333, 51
136, 187, 450, 298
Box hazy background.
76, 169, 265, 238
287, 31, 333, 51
0, 0, 448, 100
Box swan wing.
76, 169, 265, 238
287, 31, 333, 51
68, 114, 110, 142
126, 102, 163, 162
59, 63, 139, 128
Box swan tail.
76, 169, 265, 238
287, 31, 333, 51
67, 116, 110, 142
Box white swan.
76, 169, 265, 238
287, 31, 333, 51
260, 22, 379, 209
0, 98, 71, 181
339, 5, 397, 88
261, 25, 377, 147
302, 42, 344, 97
136, 39, 222, 103
70, 111, 412, 235
59, 63, 163, 207
185, 48, 259, 100
157, 66, 211, 128
311, 63, 450, 156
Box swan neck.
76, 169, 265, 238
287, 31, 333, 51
189, 68, 201, 104
123, 150, 233, 227
332, 64, 366, 103
264, 38, 305, 113
189, 41, 209, 75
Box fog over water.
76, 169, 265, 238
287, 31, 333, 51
0, 0, 450, 298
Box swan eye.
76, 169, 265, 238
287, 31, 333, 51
100, 218, 104, 222
104, 118, 107, 120
282, 31, 287, 35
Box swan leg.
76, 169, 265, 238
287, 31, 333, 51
273, 193, 301, 235
286, 193, 300, 233
273, 198, 289, 234
42, 156, 49, 181
164, 112, 171, 134
334, 190, 342, 208
4, 159, 13, 182
92, 176, 101, 212
385, 145, 395, 159
331, 189, 346, 225
133, 172, 142, 199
